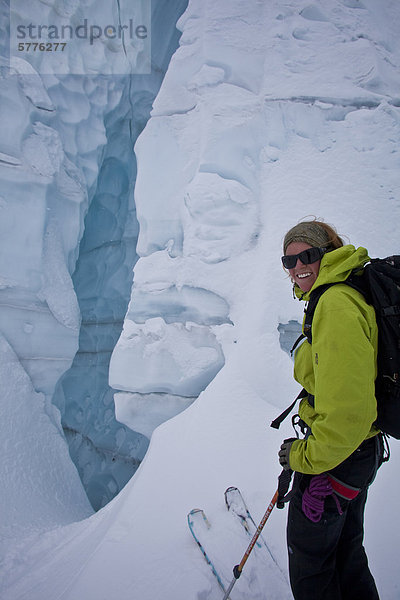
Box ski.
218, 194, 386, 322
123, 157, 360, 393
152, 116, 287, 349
187, 508, 232, 598
225, 486, 283, 573
188, 489, 290, 598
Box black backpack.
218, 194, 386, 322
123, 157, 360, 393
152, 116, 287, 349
272, 256, 400, 439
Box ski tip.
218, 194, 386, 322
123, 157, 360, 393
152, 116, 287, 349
187, 508, 203, 523
224, 486, 239, 508
187, 508, 211, 530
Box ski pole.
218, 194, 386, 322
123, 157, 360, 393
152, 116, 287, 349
222, 488, 279, 600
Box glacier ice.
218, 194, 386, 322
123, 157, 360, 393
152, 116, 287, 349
114, 392, 194, 439
278, 320, 303, 357
127, 283, 231, 325
9, 0, 152, 76
52, 1, 190, 510
1, 0, 189, 511
109, 316, 225, 396
182, 172, 260, 263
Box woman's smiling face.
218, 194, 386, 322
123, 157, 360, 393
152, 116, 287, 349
285, 241, 322, 292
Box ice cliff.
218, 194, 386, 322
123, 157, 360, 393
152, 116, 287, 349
0, 0, 188, 515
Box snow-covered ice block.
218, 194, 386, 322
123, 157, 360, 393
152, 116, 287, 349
182, 172, 259, 263
127, 283, 231, 325
134, 110, 201, 256
109, 317, 224, 396
11, 57, 55, 111
114, 391, 194, 438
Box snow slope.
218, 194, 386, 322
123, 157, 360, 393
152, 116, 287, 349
1, 0, 400, 599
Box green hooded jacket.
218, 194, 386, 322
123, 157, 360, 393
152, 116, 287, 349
289, 245, 379, 475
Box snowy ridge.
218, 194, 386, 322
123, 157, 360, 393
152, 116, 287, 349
1, 0, 400, 599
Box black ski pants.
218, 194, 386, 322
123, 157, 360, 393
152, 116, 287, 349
287, 435, 384, 600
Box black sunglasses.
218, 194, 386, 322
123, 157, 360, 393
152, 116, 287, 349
281, 247, 326, 269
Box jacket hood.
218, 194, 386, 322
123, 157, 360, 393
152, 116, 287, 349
295, 245, 370, 301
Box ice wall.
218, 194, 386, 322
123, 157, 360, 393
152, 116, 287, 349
0, 0, 188, 513
53, 85, 151, 511
0, 0, 94, 533
111, 0, 400, 442
52, 1, 189, 510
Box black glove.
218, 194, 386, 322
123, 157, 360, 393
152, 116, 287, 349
278, 437, 297, 470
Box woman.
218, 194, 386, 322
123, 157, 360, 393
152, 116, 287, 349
278, 220, 384, 600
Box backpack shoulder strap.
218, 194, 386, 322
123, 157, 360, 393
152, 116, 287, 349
303, 283, 335, 344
